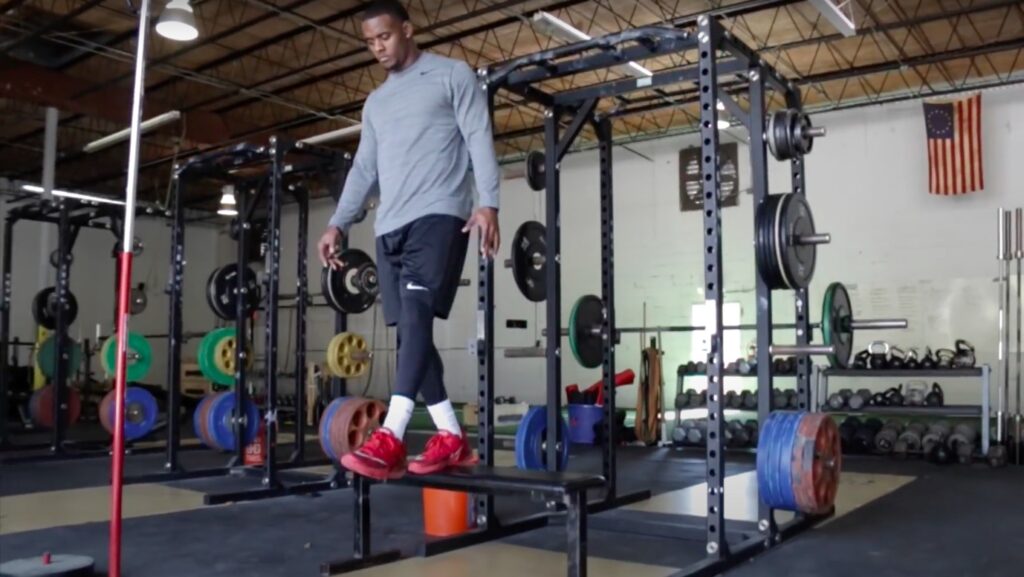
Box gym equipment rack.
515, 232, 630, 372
482, 17, 827, 576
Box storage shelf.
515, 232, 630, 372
678, 372, 797, 378
821, 368, 983, 378
823, 404, 981, 417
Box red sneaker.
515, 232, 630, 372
407, 431, 478, 475
340, 428, 407, 481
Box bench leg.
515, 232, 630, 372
354, 474, 371, 558
565, 491, 587, 577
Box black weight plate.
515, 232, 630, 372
822, 282, 853, 369
321, 249, 377, 315
510, 221, 547, 302
31, 287, 78, 330
526, 150, 546, 191
755, 194, 783, 288
767, 110, 795, 161
775, 193, 817, 289
795, 112, 814, 155
569, 294, 604, 368
206, 264, 260, 321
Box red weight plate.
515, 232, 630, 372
792, 413, 842, 515
328, 398, 386, 457
99, 390, 116, 434
195, 394, 219, 450
29, 385, 82, 429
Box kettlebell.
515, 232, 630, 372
868, 341, 890, 370
904, 348, 921, 370
935, 348, 955, 369
904, 381, 928, 406
884, 385, 905, 407
888, 346, 906, 369
953, 339, 976, 368
870, 391, 889, 407
925, 383, 944, 406
930, 443, 954, 465
853, 349, 871, 369
919, 348, 936, 370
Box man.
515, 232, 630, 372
317, 0, 501, 481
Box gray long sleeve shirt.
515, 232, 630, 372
328, 53, 501, 235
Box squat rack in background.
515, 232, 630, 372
483, 16, 830, 576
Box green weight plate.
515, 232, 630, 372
199, 328, 239, 386
36, 334, 83, 380
822, 282, 853, 369
568, 295, 603, 369
102, 332, 153, 382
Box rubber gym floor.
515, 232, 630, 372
1, 432, 1022, 577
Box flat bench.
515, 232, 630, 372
320, 465, 605, 577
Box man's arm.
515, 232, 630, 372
328, 109, 378, 233
450, 62, 500, 211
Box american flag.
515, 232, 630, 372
923, 93, 983, 195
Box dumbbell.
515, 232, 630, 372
773, 388, 787, 408
726, 361, 738, 373
672, 424, 688, 445
847, 388, 871, 410
827, 388, 853, 410
922, 421, 952, 454
839, 416, 862, 452
740, 390, 756, 410
873, 420, 904, 454
737, 358, 754, 375
785, 390, 799, 409
895, 422, 927, 454
744, 420, 759, 445
728, 391, 744, 409
680, 362, 697, 375
727, 420, 750, 447
695, 361, 707, 373
687, 419, 707, 445
697, 390, 708, 407
675, 389, 695, 410
853, 418, 884, 453
947, 422, 978, 463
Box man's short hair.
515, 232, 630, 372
362, 0, 410, 23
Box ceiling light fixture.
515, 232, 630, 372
220, 185, 236, 206
717, 119, 731, 130
83, 110, 182, 153
21, 184, 125, 206
717, 100, 726, 111
156, 0, 199, 42
300, 123, 363, 145
531, 11, 652, 78
217, 207, 238, 216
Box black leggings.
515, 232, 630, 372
394, 291, 446, 405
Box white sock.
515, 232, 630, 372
381, 395, 416, 440
427, 400, 462, 436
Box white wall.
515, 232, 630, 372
265, 84, 1024, 409
2, 207, 224, 388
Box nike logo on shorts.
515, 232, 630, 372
405, 282, 429, 291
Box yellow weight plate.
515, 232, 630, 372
211, 334, 253, 377
326, 332, 369, 378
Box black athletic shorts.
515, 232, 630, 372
375, 214, 469, 326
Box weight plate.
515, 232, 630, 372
49, 250, 71, 269
774, 193, 817, 289
326, 397, 386, 458
129, 286, 148, 315
525, 150, 546, 191
755, 195, 781, 288
822, 282, 853, 369
325, 332, 370, 378
318, 396, 351, 461
757, 411, 841, 514
320, 249, 377, 315
36, 334, 83, 380
192, 394, 217, 449
31, 288, 78, 330
198, 328, 249, 387
206, 264, 261, 321
0, 553, 95, 577
101, 332, 153, 382
99, 386, 159, 441
28, 384, 82, 429
510, 221, 547, 302
568, 295, 604, 369
205, 391, 260, 452
515, 406, 570, 471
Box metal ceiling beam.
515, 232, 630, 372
670, 0, 800, 27
0, 60, 233, 144
0, 0, 106, 55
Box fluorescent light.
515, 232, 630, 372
217, 207, 238, 216
21, 184, 125, 206
157, 0, 199, 42
531, 11, 652, 78
300, 123, 363, 145
83, 110, 182, 154
717, 119, 731, 130
220, 185, 236, 206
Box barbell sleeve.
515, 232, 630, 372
806, 126, 826, 138
350, 351, 372, 362
998, 208, 1007, 260
769, 344, 835, 356
796, 233, 831, 245
1016, 207, 1022, 258
503, 258, 513, 268
846, 319, 908, 330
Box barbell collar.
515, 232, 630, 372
795, 233, 831, 245
769, 344, 835, 356
846, 319, 908, 330
806, 126, 826, 138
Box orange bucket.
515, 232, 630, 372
422, 488, 470, 537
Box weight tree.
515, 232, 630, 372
483, 17, 835, 575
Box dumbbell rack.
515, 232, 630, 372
814, 365, 991, 455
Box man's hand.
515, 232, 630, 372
463, 207, 500, 258
318, 227, 346, 269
